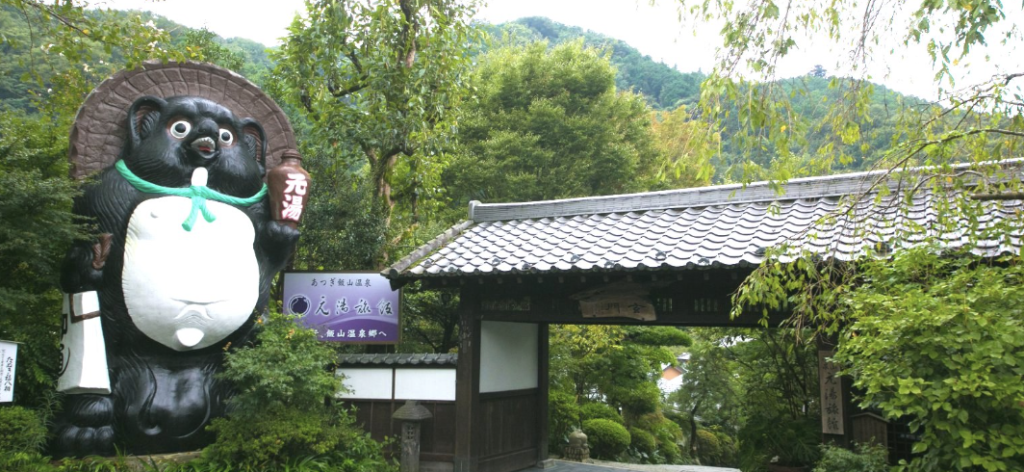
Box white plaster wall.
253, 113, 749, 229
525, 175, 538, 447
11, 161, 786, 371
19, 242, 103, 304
480, 321, 538, 393
658, 374, 684, 395
395, 369, 457, 401
336, 368, 392, 399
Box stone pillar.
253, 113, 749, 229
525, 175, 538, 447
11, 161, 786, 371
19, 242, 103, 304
392, 400, 433, 472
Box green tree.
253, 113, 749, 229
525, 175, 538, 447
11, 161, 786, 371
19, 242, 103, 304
487, 17, 707, 110
698, 1, 1024, 470
272, 0, 481, 267
732, 170, 1024, 470
834, 248, 1024, 471
550, 325, 691, 432
671, 328, 818, 469
0, 1, 205, 119
677, 0, 1022, 180
650, 105, 718, 188
482, 17, 934, 180
398, 288, 459, 353
670, 333, 738, 455
0, 112, 79, 406
445, 40, 664, 205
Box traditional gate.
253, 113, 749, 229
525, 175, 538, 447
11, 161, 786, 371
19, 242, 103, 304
384, 161, 1023, 472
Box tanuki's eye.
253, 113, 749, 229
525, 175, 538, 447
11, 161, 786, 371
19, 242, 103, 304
218, 129, 234, 146
169, 120, 191, 139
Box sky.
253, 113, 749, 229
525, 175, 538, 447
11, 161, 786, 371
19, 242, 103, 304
96, 0, 1023, 101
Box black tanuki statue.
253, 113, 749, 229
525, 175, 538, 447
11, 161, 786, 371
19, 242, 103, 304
52, 62, 302, 457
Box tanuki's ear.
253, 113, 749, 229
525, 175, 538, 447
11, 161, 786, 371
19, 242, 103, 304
239, 118, 266, 167
127, 96, 167, 152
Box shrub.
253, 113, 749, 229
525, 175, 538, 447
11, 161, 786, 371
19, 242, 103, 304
660, 440, 683, 464
636, 412, 682, 446
661, 409, 693, 452
714, 430, 737, 467
582, 418, 631, 459
0, 406, 47, 454
813, 444, 888, 472
694, 429, 722, 465
629, 427, 658, 460
204, 311, 394, 471
631, 412, 686, 464
205, 404, 389, 468
738, 414, 821, 471
579, 402, 622, 424
548, 390, 580, 453
0, 405, 51, 472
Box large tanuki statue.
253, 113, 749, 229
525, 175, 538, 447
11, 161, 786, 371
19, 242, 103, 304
53, 62, 307, 456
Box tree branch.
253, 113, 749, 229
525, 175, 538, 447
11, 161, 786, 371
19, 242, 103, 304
327, 79, 367, 98
1001, 72, 1024, 85
398, 0, 419, 68
21, 0, 91, 38
344, 50, 364, 75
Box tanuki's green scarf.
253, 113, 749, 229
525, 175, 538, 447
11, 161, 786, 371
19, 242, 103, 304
115, 160, 267, 231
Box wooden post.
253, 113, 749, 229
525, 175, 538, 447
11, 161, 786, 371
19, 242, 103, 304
536, 322, 552, 468
454, 290, 481, 472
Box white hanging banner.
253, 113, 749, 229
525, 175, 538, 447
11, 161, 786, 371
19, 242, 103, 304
0, 340, 18, 403
57, 292, 111, 394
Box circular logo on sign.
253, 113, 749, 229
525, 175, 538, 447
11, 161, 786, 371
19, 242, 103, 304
288, 294, 311, 315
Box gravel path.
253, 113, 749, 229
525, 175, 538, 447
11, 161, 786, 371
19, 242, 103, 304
590, 459, 740, 472
522, 459, 739, 472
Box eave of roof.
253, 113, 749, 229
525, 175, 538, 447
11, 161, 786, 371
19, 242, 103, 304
337, 353, 458, 367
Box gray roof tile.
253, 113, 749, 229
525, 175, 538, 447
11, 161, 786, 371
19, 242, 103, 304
385, 161, 1024, 281
337, 353, 458, 366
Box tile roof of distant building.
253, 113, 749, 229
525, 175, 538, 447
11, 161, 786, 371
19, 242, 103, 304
337, 353, 458, 367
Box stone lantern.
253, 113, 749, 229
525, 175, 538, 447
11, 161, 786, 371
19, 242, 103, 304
563, 428, 590, 462
392, 400, 434, 472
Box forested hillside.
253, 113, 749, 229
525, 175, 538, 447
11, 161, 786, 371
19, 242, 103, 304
0, 5, 270, 113
1, 7, 927, 176
483, 17, 705, 110
487, 17, 930, 175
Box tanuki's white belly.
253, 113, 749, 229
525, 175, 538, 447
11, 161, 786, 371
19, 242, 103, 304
122, 196, 258, 351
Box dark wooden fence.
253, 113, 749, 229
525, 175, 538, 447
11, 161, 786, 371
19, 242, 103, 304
344, 399, 457, 464
477, 388, 540, 472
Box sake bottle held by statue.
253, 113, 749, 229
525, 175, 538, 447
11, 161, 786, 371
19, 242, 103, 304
268, 150, 311, 228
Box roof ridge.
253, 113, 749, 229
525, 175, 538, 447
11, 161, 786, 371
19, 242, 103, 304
337, 352, 458, 366
468, 159, 1024, 222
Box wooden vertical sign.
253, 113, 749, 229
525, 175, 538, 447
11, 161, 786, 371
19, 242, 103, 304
818, 350, 844, 435
0, 340, 18, 403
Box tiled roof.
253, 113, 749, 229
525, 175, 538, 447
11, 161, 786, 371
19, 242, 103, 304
337, 353, 458, 367
386, 161, 1024, 282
